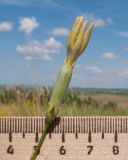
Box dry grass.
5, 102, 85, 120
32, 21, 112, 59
80, 94, 128, 108
0, 86, 128, 116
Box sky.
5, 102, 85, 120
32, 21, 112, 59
0, 0, 128, 88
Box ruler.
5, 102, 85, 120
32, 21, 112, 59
0, 116, 128, 160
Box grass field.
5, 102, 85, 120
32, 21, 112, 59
0, 86, 128, 116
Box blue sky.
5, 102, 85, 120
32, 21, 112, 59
0, 0, 128, 88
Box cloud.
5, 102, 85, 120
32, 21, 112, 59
16, 37, 63, 61
117, 68, 128, 78
84, 66, 102, 74
19, 17, 39, 34
51, 27, 69, 36
76, 65, 102, 74
83, 13, 113, 27
102, 52, 118, 60
118, 31, 128, 38
0, 21, 13, 32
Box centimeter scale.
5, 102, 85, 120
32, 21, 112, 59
0, 116, 128, 160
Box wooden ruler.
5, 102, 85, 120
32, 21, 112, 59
0, 116, 128, 160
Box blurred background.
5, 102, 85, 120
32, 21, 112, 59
0, 0, 128, 116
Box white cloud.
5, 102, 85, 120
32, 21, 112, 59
102, 52, 118, 60
117, 69, 128, 78
76, 65, 102, 74
0, 21, 13, 32
84, 66, 102, 74
19, 17, 39, 34
118, 31, 128, 38
16, 37, 63, 61
51, 27, 69, 36
94, 17, 112, 27
83, 13, 113, 27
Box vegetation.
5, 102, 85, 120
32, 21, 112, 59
0, 86, 128, 116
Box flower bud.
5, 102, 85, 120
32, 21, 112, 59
66, 16, 94, 65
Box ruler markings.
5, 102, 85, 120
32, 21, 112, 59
16, 117, 18, 133
72, 117, 74, 133
60, 117, 62, 133
91, 117, 93, 133
75, 130, 78, 139
110, 116, 112, 133
88, 128, 91, 143
123, 116, 125, 132
68, 118, 72, 133
108, 117, 110, 133
69, 117, 72, 133
33, 117, 35, 133
117, 117, 119, 133
81, 117, 83, 133
19, 117, 21, 133
70, 117, 72, 133
5, 117, 7, 132
93, 117, 95, 133
12, 117, 14, 133
2, 117, 128, 159
110, 117, 112, 133
125, 117, 127, 133
95, 117, 97, 133
53, 117, 56, 133
83, 117, 85, 133
99, 117, 101, 133
23, 118, 26, 134
55, 117, 58, 133
114, 129, 118, 143
36, 117, 37, 133
77, 117, 79, 133
112, 117, 114, 133
101, 130, 104, 139
15, 117, 17, 133
126, 117, 128, 133
120, 117, 122, 133
3, 117, 5, 133
86, 117, 88, 133
105, 117, 107, 133
62, 131, 65, 143
9, 131, 12, 142
1, 117, 128, 133
39, 117, 41, 132
78, 117, 80, 133
82, 117, 84, 133
28, 117, 30, 133
35, 130, 38, 143
121, 116, 123, 133
60, 118, 63, 133
93, 117, 94, 133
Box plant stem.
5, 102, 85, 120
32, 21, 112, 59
30, 61, 73, 160
30, 114, 56, 160
29, 16, 94, 159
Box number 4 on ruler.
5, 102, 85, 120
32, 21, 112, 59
7, 145, 14, 154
